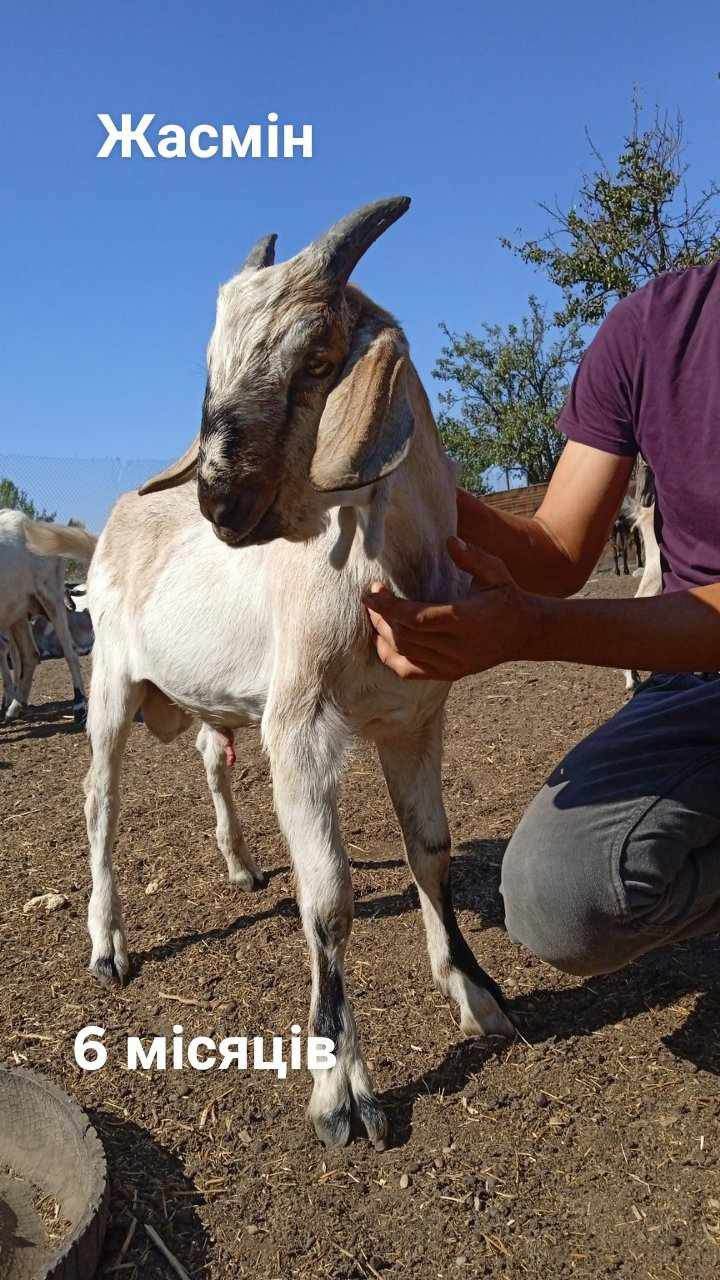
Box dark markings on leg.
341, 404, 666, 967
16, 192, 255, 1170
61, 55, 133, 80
440, 875, 508, 1011
313, 917, 345, 1047
396, 801, 450, 859
422, 838, 451, 858
319, 1102, 351, 1146
355, 1091, 388, 1148
92, 955, 119, 984
314, 917, 329, 948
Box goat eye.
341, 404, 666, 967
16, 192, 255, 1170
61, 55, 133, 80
304, 356, 335, 379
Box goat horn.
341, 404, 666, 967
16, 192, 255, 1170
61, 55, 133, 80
138, 434, 200, 495
242, 232, 278, 271
312, 197, 411, 283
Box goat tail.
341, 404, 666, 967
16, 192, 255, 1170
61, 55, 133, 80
23, 517, 98, 563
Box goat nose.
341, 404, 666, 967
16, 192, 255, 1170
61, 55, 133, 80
197, 483, 272, 537
201, 493, 243, 528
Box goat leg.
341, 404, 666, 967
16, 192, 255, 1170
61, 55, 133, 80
35, 586, 88, 724
84, 664, 142, 985
4, 620, 38, 721
196, 723, 266, 889
264, 699, 387, 1150
377, 719, 513, 1039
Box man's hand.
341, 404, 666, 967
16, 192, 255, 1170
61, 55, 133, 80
363, 536, 536, 681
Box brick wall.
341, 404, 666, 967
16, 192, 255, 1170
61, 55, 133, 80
483, 482, 549, 518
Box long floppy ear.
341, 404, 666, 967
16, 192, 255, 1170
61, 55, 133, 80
138, 434, 200, 496
310, 331, 414, 492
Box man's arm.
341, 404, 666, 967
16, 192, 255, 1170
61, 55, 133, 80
364, 541, 720, 682
530, 587, 720, 672
456, 440, 635, 596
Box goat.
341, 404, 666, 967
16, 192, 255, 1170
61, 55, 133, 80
623, 501, 662, 691
0, 512, 96, 723
611, 495, 644, 576
0, 632, 20, 718
27, 198, 513, 1150
32, 603, 94, 659
65, 580, 88, 610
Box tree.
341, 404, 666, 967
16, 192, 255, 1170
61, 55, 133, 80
502, 100, 720, 327
0, 477, 55, 521
64, 517, 88, 583
433, 297, 584, 488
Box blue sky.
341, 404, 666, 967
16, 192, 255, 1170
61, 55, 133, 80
1, 0, 719, 524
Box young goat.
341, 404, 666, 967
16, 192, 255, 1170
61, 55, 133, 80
31, 199, 513, 1149
0, 512, 96, 723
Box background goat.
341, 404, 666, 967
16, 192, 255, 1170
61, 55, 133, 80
0, 512, 96, 723
623, 501, 662, 690
618, 464, 661, 691
611, 495, 645, 576
0, 632, 21, 717
30, 198, 512, 1150
32, 600, 94, 660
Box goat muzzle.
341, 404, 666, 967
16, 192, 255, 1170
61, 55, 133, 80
198, 479, 277, 544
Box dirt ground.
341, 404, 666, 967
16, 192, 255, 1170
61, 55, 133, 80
1, 572, 719, 1280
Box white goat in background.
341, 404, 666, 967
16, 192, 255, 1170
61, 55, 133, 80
622, 485, 662, 692
0, 512, 96, 723
28, 198, 513, 1150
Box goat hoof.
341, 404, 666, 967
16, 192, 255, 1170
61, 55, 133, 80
73, 703, 88, 726
228, 866, 262, 891
355, 1091, 388, 1150
460, 989, 515, 1040
312, 1101, 352, 1149
310, 1085, 388, 1150
252, 870, 268, 890
5, 700, 25, 722
90, 954, 129, 987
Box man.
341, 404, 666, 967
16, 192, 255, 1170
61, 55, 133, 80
365, 263, 720, 978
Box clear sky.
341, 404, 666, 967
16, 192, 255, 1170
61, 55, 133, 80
1, 0, 719, 523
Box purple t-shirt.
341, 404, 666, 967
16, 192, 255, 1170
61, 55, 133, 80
557, 262, 720, 593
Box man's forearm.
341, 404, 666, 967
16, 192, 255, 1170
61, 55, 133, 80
457, 491, 586, 597
526, 585, 720, 672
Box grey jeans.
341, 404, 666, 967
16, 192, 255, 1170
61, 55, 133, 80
501, 673, 720, 976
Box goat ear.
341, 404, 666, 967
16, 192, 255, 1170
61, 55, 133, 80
310, 333, 414, 491
138, 434, 200, 496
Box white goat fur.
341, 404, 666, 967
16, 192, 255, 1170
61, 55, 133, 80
50, 266, 512, 1148
623, 502, 662, 691
0, 512, 95, 722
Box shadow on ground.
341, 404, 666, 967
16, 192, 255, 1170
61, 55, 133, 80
89, 1110, 211, 1279
0, 699, 84, 742
356, 834, 720, 1146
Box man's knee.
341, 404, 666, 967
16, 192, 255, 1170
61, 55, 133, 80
500, 785, 630, 977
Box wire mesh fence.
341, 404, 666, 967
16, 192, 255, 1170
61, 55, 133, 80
1, 453, 629, 578
0, 454, 172, 532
